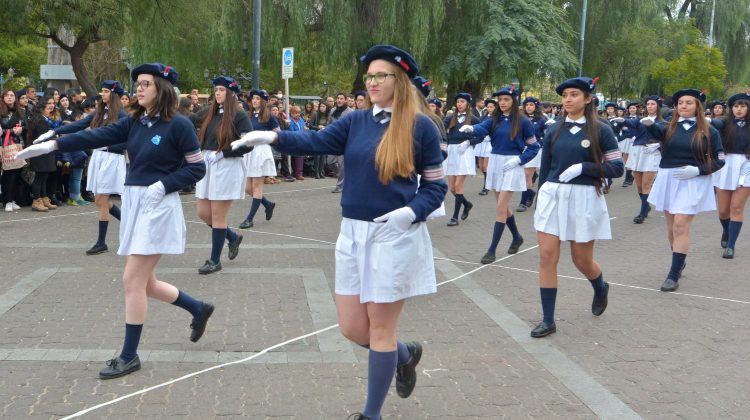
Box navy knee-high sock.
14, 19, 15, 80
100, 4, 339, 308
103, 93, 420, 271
506, 215, 522, 241
720, 218, 730, 236
171, 290, 203, 318
487, 221, 506, 254
667, 252, 687, 280
519, 190, 528, 206
363, 349, 397, 419
451, 194, 463, 219
260, 196, 272, 208
226, 227, 238, 243
483, 171, 487, 188
727, 221, 743, 249
96, 221, 108, 246
540, 288, 557, 325
109, 204, 121, 220
589, 272, 606, 298
639, 193, 650, 216
246, 198, 262, 221
396, 340, 410, 365
120, 323, 143, 362
210, 228, 226, 263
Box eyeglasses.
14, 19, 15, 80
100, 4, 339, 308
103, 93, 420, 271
362, 73, 396, 84
134, 80, 152, 89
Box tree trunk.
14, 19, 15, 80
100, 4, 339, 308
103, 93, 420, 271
68, 41, 97, 97
352, 60, 366, 93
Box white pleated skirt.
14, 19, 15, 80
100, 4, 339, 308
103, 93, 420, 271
534, 182, 612, 242
445, 144, 476, 176
335, 218, 437, 303
525, 146, 543, 168
244, 144, 277, 177
416, 174, 446, 220
713, 153, 749, 190
740, 161, 750, 187
196, 152, 247, 200
619, 137, 634, 154
486, 154, 527, 192
648, 168, 716, 215
626, 144, 661, 172
86, 150, 126, 195
473, 138, 492, 158
118, 186, 186, 255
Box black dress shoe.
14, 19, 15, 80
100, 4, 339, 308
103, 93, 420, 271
508, 236, 524, 254
190, 302, 215, 342
265, 201, 276, 221
347, 413, 371, 420
723, 247, 735, 259
86, 243, 108, 255
447, 218, 459, 226
228, 234, 243, 260
660, 277, 679, 292
198, 260, 222, 275
591, 282, 609, 316
516, 203, 527, 212
721, 232, 728, 248
530, 321, 556, 338
525, 190, 536, 207
480, 252, 496, 264
461, 201, 473, 220
633, 214, 645, 224
238, 219, 254, 229
478, 188, 489, 196
396, 341, 422, 398
99, 356, 141, 380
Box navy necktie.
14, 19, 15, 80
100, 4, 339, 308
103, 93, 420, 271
735, 119, 746, 128
373, 110, 391, 124
564, 121, 585, 129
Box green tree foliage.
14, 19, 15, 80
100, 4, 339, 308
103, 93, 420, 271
650, 43, 728, 97
0, 33, 46, 90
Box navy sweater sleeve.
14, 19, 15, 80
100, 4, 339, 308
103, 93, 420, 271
158, 117, 206, 193
580, 122, 625, 179
408, 115, 448, 221
275, 112, 351, 156
54, 114, 93, 135
538, 125, 555, 188
56, 116, 131, 151
518, 118, 541, 164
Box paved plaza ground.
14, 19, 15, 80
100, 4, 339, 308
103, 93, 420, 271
1, 174, 748, 419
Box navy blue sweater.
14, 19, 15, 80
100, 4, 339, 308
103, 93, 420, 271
276, 110, 447, 222
57, 114, 206, 193
539, 119, 624, 187
710, 118, 750, 155
622, 116, 661, 146
443, 113, 483, 145
55, 110, 129, 154
647, 122, 725, 174
251, 112, 279, 131
470, 114, 540, 164
529, 115, 549, 145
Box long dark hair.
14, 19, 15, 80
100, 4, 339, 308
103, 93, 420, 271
664, 99, 713, 171
489, 96, 524, 140
130, 77, 177, 122
447, 99, 474, 130
721, 99, 750, 158
645, 99, 664, 122
250, 95, 270, 124
525, 101, 544, 120
199, 90, 239, 151
90, 89, 123, 128
548, 92, 605, 194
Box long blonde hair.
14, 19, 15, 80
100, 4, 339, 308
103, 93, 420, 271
374, 65, 419, 184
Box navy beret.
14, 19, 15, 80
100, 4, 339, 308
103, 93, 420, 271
15, 89, 27, 99
354, 90, 367, 99
604, 102, 617, 108
709, 100, 727, 109
360, 44, 419, 78
555, 76, 599, 95
627, 102, 640, 108
728, 92, 750, 108
617, 106, 626, 111
454, 92, 472, 103
131, 63, 178, 85
485, 99, 498, 108
492, 86, 519, 99
522, 96, 539, 105
644, 95, 663, 108
672, 88, 706, 104
428, 98, 443, 108
411, 76, 432, 98
212, 76, 241, 94
249, 89, 269, 101
101, 80, 125, 96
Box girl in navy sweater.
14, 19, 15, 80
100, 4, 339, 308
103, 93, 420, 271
518, 96, 550, 211
642, 89, 725, 291
459, 87, 540, 263
194, 76, 253, 274
712, 93, 750, 258
17, 63, 214, 380
239, 89, 278, 229
233, 45, 446, 420
473, 98, 495, 196
34, 80, 128, 255
532, 77, 624, 338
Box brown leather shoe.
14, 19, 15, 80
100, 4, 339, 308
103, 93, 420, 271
41, 197, 58, 210
32, 198, 48, 212
295, 176, 304, 181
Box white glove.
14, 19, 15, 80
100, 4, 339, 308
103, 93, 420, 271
643, 143, 661, 154
457, 140, 470, 153
231, 131, 276, 150
143, 181, 166, 213
205, 151, 223, 165
672, 165, 700, 180
14, 141, 57, 161
544, 119, 556, 126
32, 130, 56, 144
502, 156, 522, 171
705, 117, 712, 123
640, 116, 656, 127
458, 125, 474, 134
610, 117, 625, 123
372, 206, 416, 243
558, 163, 583, 183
